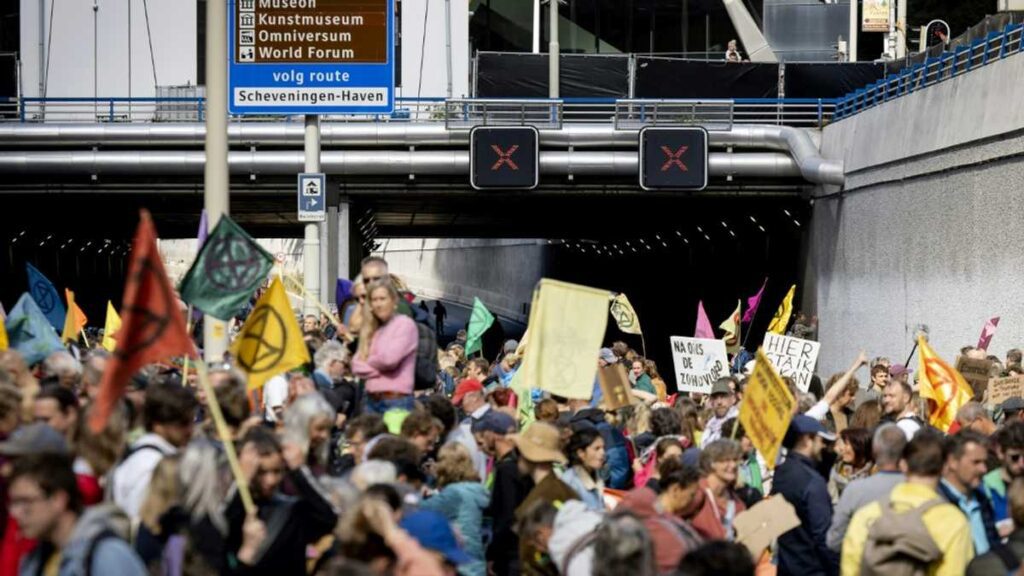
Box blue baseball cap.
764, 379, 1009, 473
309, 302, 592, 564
399, 510, 472, 565
471, 410, 518, 435
789, 414, 837, 442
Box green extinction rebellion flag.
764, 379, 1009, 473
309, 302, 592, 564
178, 215, 273, 321
465, 297, 495, 357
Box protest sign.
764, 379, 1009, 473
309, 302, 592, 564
735, 496, 802, 558
739, 349, 796, 469
988, 375, 1024, 408
761, 333, 820, 393
670, 336, 730, 394
598, 364, 634, 410
955, 356, 994, 400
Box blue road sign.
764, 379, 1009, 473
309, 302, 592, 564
298, 172, 326, 222
228, 0, 395, 116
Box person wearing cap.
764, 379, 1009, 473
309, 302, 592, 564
889, 363, 911, 386
1002, 397, 1024, 424
452, 378, 490, 481
475, 411, 530, 576
771, 415, 840, 576
400, 509, 472, 575
700, 379, 739, 448
513, 423, 579, 575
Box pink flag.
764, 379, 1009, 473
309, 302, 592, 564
695, 301, 715, 339
977, 317, 1000, 351
741, 278, 767, 324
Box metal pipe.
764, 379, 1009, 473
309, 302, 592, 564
0, 124, 843, 184
0, 150, 800, 178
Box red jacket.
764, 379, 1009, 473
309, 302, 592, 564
686, 478, 747, 541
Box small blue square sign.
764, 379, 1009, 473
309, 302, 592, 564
298, 173, 326, 222
229, 0, 395, 115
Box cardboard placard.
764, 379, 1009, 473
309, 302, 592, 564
956, 357, 995, 400
761, 333, 820, 393
670, 336, 731, 394
598, 364, 635, 411
739, 349, 796, 469
735, 495, 802, 558
988, 375, 1024, 408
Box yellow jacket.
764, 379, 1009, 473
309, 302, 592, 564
841, 482, 974, 576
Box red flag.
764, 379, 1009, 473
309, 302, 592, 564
90, 210, 195, 432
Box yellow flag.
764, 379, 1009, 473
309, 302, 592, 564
918, 335, 974, 432
230, 277, 311, 391
766, 285, 796, 335
719, 300, 741, 355
739, 348, 796, 469
61, 289, 88, 344
519, 279, 609, 400
0, 320, 7, 351
610, 293, 643, 335
102, 301, 122, 352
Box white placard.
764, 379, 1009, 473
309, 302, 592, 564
762, 333, 820, 392
670, 336, 731, 393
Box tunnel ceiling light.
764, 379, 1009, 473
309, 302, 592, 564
704, 234, 711, 241
661, 241, 668, 247
618, 249, 624, 255
655, 234, 661, 240
720, 221, 728, 228
758, 225, 766, 232
793, 220, 801, 227
696, 226, 704, 233
728, 230, 736, 237
684, 238, 690, 244
749, 216, 758, 223
783, 209, 792, 217
675, 230, 682, 237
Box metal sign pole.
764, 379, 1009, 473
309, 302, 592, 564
203, 0, 229, 361
303, 115, 321, 317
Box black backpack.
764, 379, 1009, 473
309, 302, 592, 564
414, 321, 439, 391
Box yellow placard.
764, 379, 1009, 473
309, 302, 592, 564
739, 349, 796, 469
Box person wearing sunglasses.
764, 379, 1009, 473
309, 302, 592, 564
352, 279, 419, 415
982, 422, 1024, 537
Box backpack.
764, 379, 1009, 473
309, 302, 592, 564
860, 496, 945, 576
413, 321, 439, 391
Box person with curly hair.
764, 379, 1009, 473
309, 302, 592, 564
421, 443, 489, 576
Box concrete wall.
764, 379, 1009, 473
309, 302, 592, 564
374, 238, 548, 322
805, 50, 1024, 376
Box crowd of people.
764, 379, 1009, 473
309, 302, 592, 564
2, 253, 1024, 576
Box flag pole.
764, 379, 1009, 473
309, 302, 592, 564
740, 278, 768, 349
196, 358, 256, 515
79, 329, 90, 348
182, 304, 194, 385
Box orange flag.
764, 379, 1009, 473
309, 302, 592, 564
89, 210, 196, 433
61, 289, 88, 344
917, 335, 974, 432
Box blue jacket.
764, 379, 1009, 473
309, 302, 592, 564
938, 479, 1000, 555
560, 465, 605, 511
422, 481, 490, 576
771, 452, 839, 576
570, 408, 631, 489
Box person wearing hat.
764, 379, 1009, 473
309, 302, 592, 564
1002, 397, 1024, 424
512, 422, 579, 576
476, 412, 531, 576
451, 379, 490, 481
700, 378, 739, 448
400, 509, 472, 575
771, 415, 839, 576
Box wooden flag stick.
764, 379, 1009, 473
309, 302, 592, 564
195, 358, 256, 515
281, 275, 342, 328
79, 329, 91, 349
182, 305, 194, 386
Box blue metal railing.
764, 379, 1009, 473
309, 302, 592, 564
834, 22, 1024, 121
0, 96, 839, 128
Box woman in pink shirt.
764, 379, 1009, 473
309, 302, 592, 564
352, 279, 419, 415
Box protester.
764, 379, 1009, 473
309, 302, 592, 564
352, 278, 419, 414
592, 513, 658, 576
567, 400, 631, 490
112, 382, 197, 522
982, 421, 1024, 528
841, 430, 973, 576
634, 436, 685, 492
677, 540, 755, 576
772, 415, 840, 576
41, 351, 81, 391
483, 412, 531, 576
849, 399, 882, 430
882, 380, 921, 439
451, 379, 490, 480
283, 392, 336, 474
560, 427, 607, 511
228, 427, 340, 573
967, 478, 1024, 575
617, 460, 703, 572
421, 443, 489, 576
688, 439, 746, 540
827, 427, 872, 503
32, 385, 79, 438
545, 500, 603, 576
827, 423, 907, 551
701, 380, 738, 447
956, 401, 997, 436
854, 363, 891, 408
938, 431, 998, 555
10, 454, 148, 576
